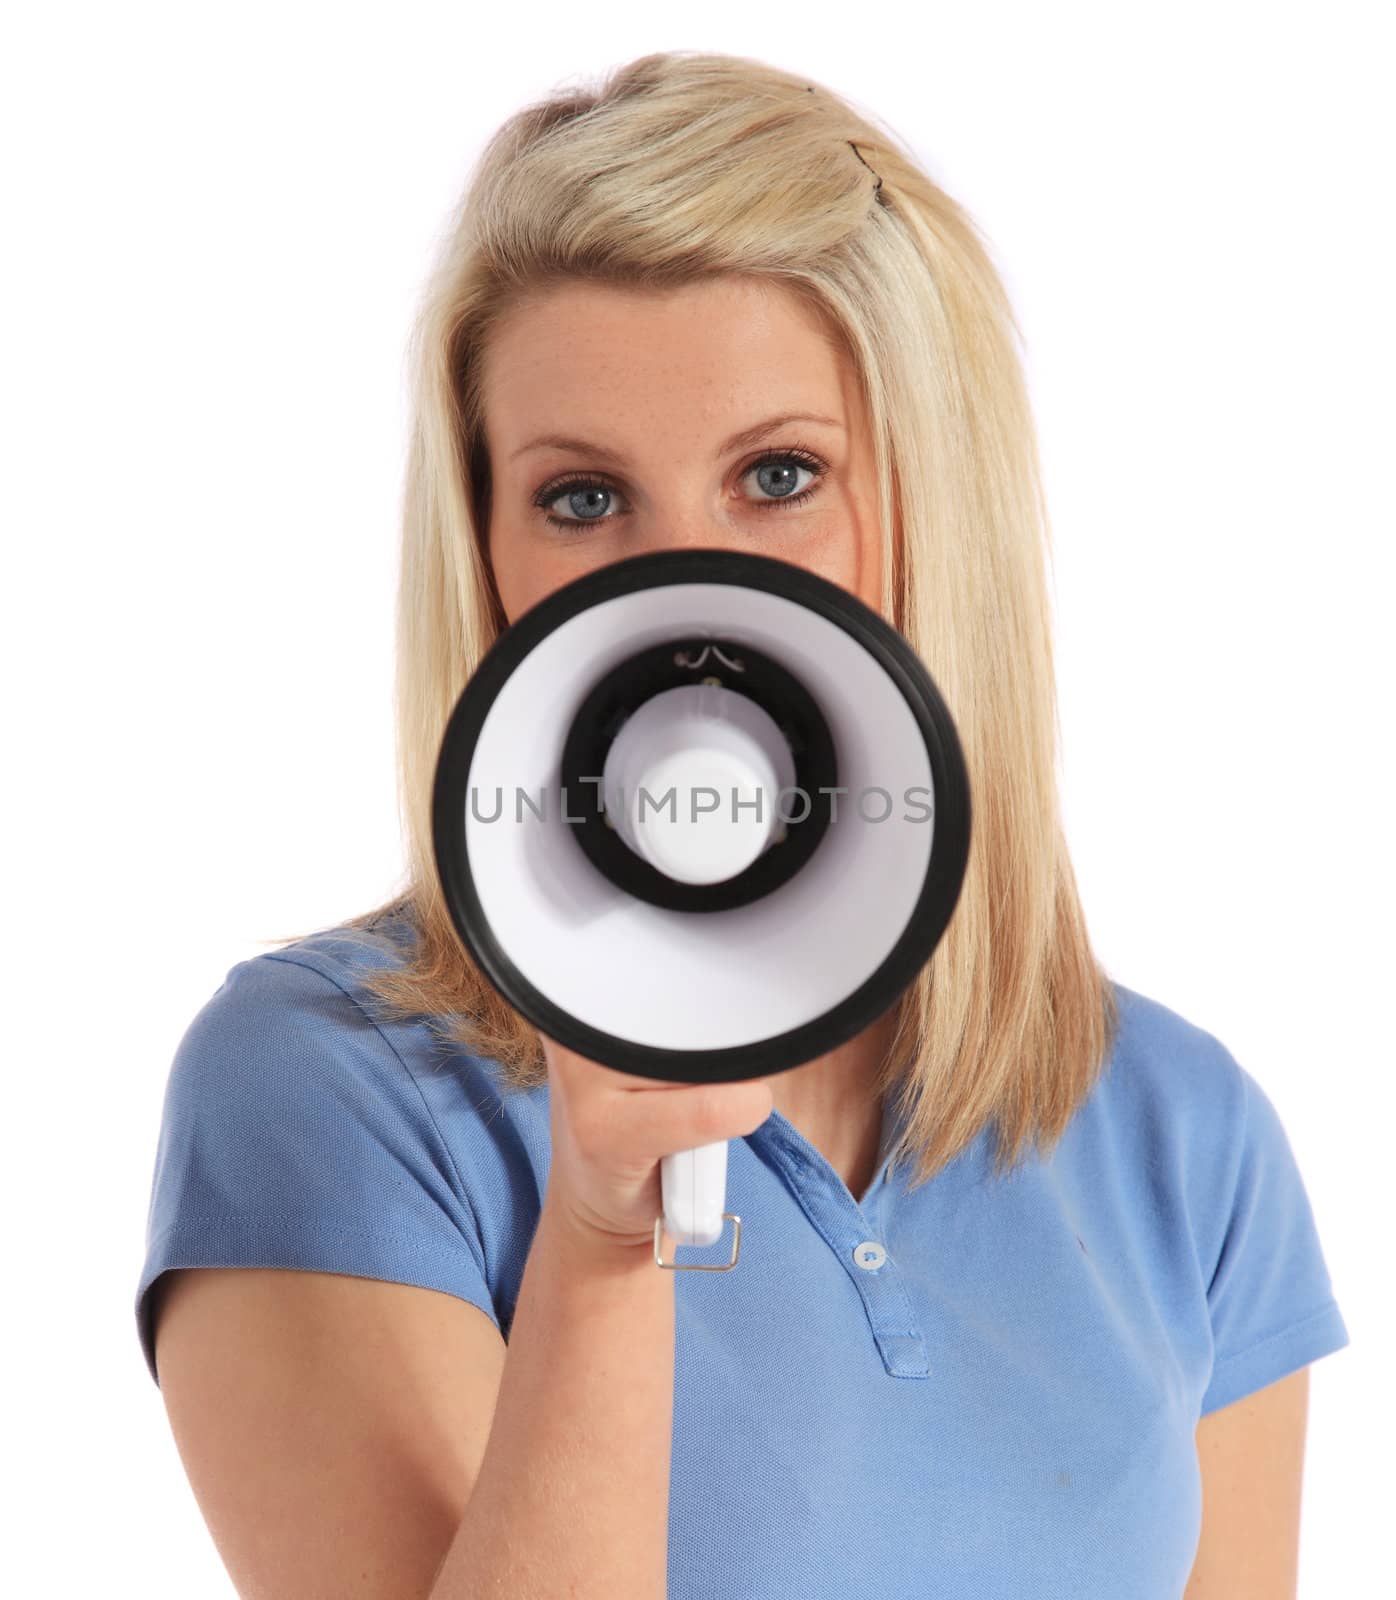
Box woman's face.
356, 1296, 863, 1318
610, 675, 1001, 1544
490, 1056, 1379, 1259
480, 275, 886, 625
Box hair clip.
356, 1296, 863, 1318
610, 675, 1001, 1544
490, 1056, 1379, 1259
848, 140, 884, 198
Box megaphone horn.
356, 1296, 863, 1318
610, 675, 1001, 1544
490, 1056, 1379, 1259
431, 547, 971, 1268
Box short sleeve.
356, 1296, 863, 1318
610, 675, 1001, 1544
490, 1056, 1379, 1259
1199, 1062, 1350, 1415
135, 951, 501, 1389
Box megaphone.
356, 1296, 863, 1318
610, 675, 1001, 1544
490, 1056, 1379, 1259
431, 548, 970, 1269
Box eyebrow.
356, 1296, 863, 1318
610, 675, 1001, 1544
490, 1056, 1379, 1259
508, 411, 844, 465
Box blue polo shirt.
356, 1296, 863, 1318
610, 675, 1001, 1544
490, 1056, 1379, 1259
136, 910, 1350, 1598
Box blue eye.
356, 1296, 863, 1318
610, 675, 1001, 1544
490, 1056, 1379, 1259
532, 447, 828, 531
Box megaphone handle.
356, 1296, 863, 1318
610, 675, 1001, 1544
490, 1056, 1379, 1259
656, 1140, 742, 1270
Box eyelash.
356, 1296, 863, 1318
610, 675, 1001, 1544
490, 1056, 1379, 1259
531, 444, 829, 531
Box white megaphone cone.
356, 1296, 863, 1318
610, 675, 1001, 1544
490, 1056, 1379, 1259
431, 548, 970, 1269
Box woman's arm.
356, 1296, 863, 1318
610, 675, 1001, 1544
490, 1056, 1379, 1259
153, 1265, 508, 1597
152, 1189, 675, 1599
429, 1190, 675, 1598
1183, 1365, 1310, 1598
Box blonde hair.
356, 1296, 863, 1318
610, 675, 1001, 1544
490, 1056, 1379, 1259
282, 49, 1119, 1189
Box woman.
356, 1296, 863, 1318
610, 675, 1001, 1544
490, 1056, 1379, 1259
136, 51, 1350, 1599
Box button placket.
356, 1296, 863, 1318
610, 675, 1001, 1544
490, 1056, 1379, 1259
758, 1116, 931, 1378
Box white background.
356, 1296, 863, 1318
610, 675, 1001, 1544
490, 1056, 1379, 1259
4, 2, 1391, 1593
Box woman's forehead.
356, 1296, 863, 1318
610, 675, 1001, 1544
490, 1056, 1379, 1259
481, 280, 858, 462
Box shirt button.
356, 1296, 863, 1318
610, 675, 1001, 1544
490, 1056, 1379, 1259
854, 1240, 887, 1271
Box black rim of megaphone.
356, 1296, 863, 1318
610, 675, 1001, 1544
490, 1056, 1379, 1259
431, 547, 972, 1086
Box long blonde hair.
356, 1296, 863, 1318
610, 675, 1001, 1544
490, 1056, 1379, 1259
281, 49, 1119, 1190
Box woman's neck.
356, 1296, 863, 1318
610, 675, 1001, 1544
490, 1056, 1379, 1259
765, 1007, 897, 1201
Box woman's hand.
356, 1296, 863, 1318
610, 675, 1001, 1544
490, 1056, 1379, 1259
540, 1034, 774, 1252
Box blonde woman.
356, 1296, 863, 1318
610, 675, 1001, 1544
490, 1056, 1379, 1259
136, 51, 1349, 1599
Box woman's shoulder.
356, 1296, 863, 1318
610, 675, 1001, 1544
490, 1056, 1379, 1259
181, 905, 464, 1077
1087, 980, 1283, 1232
1047, 981, 1287, 1286
137, 907, 538, 1385
215, 905, 419, 1017
154, 907, 474, 1195
1098, 978, 1251, 1135
1088, 980, 1349, 1413
165, 903, 535, 1164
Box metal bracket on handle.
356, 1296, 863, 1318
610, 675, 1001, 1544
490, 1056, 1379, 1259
654, 1213, 742, 1271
